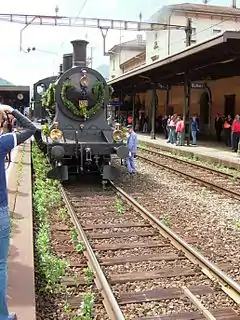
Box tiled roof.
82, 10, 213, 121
165, 3, 240, 16
108, 39, 146, 53
120, 51, 146, 67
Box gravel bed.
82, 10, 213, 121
139, 150, 240, 194
93, 304, 111, 319
112, 274, 212, 296
143, 145, 240, 176
95, 246, 179, 259
103, 259, 193, 275
79, 215, 145, 225
90, 235, 167, 245
86, 226, 153, 234
200, 292, 237, 310
120, 298, 197, 319
113, 157, 240, 283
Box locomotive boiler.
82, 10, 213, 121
34, 39, 128, 183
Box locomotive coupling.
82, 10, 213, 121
115, 145, 129, 159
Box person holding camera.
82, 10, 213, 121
0, 104, 36, 320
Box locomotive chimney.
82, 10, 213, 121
62, 53, 73, 72
71, 40, 89, 67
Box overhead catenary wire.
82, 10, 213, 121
55, 0, 89, 63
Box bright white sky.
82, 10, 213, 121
0, 0, 236, 86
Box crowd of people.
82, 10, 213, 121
161, 114, 199, 146
112, 111, 240, 152
214, 113, 240, 152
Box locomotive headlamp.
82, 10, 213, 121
50, 128, 63, 141
112, 129, 124, 142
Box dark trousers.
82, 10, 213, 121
223, 128, 231, 146
216, 129, 222, 141
163, 126, 168, 139
231, 132, 240, 151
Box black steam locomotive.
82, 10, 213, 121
34, 39, 128, 183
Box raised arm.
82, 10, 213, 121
12, 110, 36, 145
0, 105, 37, 154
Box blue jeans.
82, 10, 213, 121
0, 206, 10, 320
126, 153, 136, 173
177, 132, 184, 146
169, 128, 176, 144
231, 132, 240, 151
191, 130, 197, 145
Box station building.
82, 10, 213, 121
108, 3, 240, 136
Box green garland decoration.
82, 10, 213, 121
41, 83, 56, 111
61, 80, 105, 118
41, 124, 51, 137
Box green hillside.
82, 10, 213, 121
0, 77, 14, 86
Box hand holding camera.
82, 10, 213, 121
0, 105, 14, 114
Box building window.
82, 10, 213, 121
192, 28, 196, 36
213, 29, 221, 36
112, 59, 115, 71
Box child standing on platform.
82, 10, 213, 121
176, 116, 184, 146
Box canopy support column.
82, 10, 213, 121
151, 84, 157, 139
132, 89, 136, 130
183, 73, 191, 146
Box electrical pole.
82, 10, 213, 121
184, 18, 192, 145
185, 18, 192, 47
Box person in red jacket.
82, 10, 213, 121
231, 114, 240, 152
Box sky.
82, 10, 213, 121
0, 0, 237, 86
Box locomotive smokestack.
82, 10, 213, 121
62, 53, 73, 72
71, 40, 89, 67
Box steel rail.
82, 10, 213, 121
60, 185, 125, 320
110, 181, 240, 305
139, 146, 239, 179
137, 152, 240, 201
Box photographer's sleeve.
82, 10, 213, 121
12, 110, 37, 145
0, 133, 17, 155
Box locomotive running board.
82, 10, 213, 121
47, 165, 68, 181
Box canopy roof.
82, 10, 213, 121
108, 31, 240, 91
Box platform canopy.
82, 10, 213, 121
108, 31, 240, 90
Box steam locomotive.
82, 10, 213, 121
34, 39, 128, 183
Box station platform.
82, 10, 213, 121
138, 133, 240, 170
6, 141, 36, 320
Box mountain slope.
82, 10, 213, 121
96, 64, 109, 80
0, 77, 14, 86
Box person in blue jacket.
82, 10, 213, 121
190, 114, 199, 146
0, 104, 36, 320
126, 125, 137, 174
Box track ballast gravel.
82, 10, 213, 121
113, 156, 240, 283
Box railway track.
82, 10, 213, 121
138, 146, 240, 201
60, 181, 240, 320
